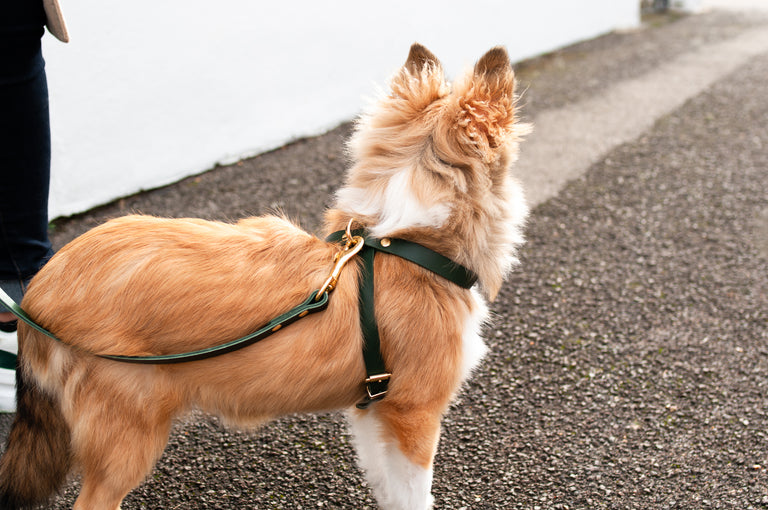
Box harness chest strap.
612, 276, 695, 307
325, 228, 478, 409
356, 245, 387, 409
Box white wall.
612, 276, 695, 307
43, 0, 639, 219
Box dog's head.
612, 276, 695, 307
332, 44, 530, 300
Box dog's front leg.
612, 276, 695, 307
348, 406, 438, 510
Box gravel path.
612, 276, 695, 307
1, 10, 767, 509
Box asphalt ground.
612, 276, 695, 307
1, 9, 767, 510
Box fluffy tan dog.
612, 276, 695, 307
0, 43, 529, 510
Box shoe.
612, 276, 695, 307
0, 330, 16, 412
0, 320, 17, 333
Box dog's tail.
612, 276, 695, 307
0, 355, 72, 509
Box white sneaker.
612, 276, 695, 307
0, 330, 17, 412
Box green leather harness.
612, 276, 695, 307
326, 228, 477, 408
0, 226, 477, 408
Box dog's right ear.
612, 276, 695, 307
449, 46, 527, 159
389, 43, 447, 111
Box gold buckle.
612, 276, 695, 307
317, 220, 365, 299
364, 373, 391, 400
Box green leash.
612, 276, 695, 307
102, 291, 329, 363
0, 286, 329, 367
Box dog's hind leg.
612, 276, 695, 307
72, 414, 173, 510
349, 405, 440, 510
69, 383, 176, 510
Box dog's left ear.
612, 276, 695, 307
455, 46, 522, 155
405, 43, 440, 76
389, 43, 447, 111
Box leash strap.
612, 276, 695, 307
326, 228, 478, 408
1, 287, 59, 342
0, 286, 329, 365
101, 291, 329, 363
1, 287, 59, 370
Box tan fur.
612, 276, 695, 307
0, 44, 528, 510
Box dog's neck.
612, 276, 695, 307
324, 168, 527, 301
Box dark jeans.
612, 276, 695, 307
0, 0, 53, 305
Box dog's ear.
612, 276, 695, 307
474, 46, 512, 81
454, 46, 525, 157
389, 43, 446, 111
405, 43, 440, 75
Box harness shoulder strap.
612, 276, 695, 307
326, 229, 478, 289
364, 236, 477, 289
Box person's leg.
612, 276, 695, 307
0, 0, 54, 326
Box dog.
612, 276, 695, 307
0, 43, 529, 510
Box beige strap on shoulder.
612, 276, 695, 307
43, 0, 69, 43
